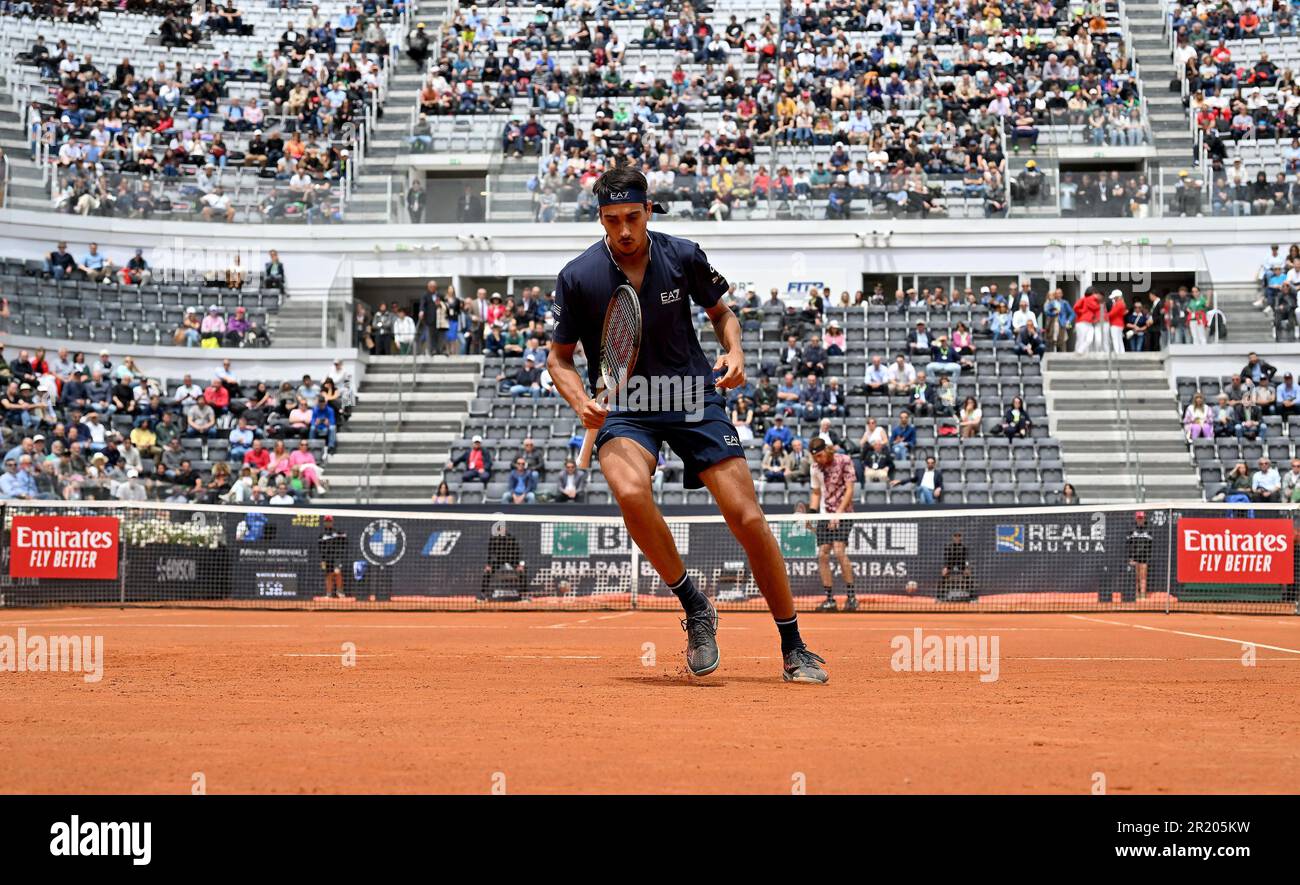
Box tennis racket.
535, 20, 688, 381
578, 284, 642, 469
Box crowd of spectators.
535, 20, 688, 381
31, 241, 281, 347
1180, 351, 1300, 503
451, 278, 1077, 506
13, 0, 396, 222
410, 0, 1146, 222
1170, 21, 1300, 217
355, 281, 554, 358
1258, 240, 1300, 338
0, 346, 353, 503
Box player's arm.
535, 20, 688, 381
548, 342, 606, 430
836, 477, 854, 515
705, 300, 746, 389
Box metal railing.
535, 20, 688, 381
1103, 332, 1147, 503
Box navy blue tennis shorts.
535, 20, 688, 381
594, 392, 746, 489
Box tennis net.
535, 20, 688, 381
1, 500, 1297, 614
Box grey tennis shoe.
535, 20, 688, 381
783, 646, 829, 684
681, 602, 720, 677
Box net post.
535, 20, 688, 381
1170, 504, 1180, 613
119, 511, 127, 608
629, 541, 639, 611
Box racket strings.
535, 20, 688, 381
602, 291, 641, 389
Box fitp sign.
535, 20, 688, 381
1177, 517, 1294, 584
9, 515, 120, 580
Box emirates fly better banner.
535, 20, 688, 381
1177, 517, 1294, 584
9, 516, 120, 580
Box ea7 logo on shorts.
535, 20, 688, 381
660, 288, 681, 304
723, 434, 740, 447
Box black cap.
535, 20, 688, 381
809, 437, 828, 454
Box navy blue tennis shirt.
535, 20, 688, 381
552, 230, 730, 400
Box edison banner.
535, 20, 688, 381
9, 515, 120, 580
1177, 517, 1295, 584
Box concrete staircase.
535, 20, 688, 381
0, 77, 50, 212
1126, 0, 1200, 205
266, 298, 335, 347
1210, 279, 1276, 344
487, 155, 536, 222
326, 354, 479, 503
1043, 352, 1202, 503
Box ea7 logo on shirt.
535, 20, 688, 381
660, 288, 682, 305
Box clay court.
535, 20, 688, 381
3, 607, 1299, 794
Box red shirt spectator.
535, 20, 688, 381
244, 444, 270, 471
1073, 291, 1101, 323
203, 383, 230, 411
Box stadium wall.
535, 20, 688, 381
0, 209, 1294, 301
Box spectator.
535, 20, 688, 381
958, 397, 983, 438
762, 438, 790, 485
1283, 459, 1300, 503
393, 307, 417, 354
1041, 289, 1075, 352
1240, 352, 1278, 384
906, 321, 931, 356
447, 435, 492, 483
1125, 302, 1152, 352
892, 454, 943, 505
863, 355, 889, 396
310, 396, 336, 452
201, 307, 227, 344
264, 250, 286, 289
1001, 396, 1032, 441
229, 417, 255, 463
1277, 373, 1300, 419
187, 395, 217, 440
225, 308, 251, 346
1252, 457, 1282, 503
77, 243, 115, 283
859, 439, 894, 485
553, 459, 587, 503
1016, 318, 1047, 359
499, 355, 543, 399
502, 456, 538, 504
889, 410, 915, 461
1235, 391, 1267, 440
909, 371, 936, 417
44, 242, 75, 280
1183, 392, 1214, 440
886, 354, 916, 396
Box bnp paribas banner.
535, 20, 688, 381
12, 505, 1295, 605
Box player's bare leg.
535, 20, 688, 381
600, 437, 719, 676
816, 544, 838, 611
599, 438, 684, 580
815, 540, 856, 611
699, 456, 828, 683
833, 541, 857, 610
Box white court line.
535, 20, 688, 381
1068, 614, 1300, 655
501, 655, 602, 660
596, 612, 637, 621
281, 653, 394, 658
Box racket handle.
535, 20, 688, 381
577, 426, 598, 469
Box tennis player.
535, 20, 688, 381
547, 166, 828, 684
808, 437, 858, 612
